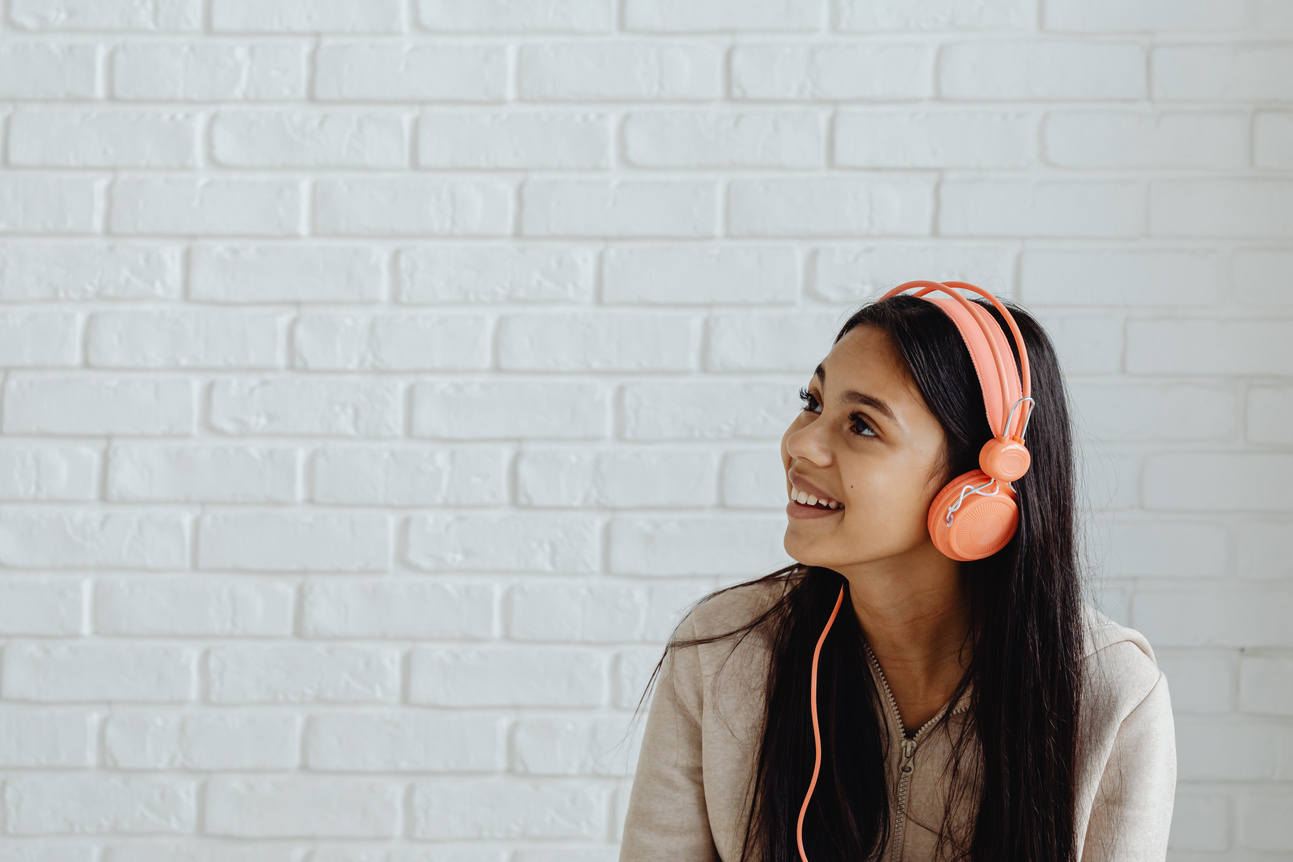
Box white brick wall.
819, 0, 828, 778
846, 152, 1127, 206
0, 1, 1287, 859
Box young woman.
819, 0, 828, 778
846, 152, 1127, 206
617, 282, 1176, 862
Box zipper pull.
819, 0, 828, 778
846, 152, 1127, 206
900, 737, 916, 771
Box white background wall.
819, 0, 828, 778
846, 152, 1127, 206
0, 0, 1289, 859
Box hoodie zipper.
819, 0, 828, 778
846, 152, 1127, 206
862, 639, 971, 862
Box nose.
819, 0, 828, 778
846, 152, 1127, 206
784, 413, 832, 466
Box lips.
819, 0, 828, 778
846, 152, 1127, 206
787, 471, 843, 509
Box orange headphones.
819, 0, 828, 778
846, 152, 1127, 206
795, 281, 1035, 862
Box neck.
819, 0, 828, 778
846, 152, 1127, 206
840, 545, 973, 696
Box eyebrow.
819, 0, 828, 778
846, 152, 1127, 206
814, 363, 898, 424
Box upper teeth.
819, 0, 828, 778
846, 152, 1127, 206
791, 484, 842, 509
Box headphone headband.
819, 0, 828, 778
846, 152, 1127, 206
880, 280, 1033, 442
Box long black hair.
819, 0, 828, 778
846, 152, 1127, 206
628, 293, 1086, 861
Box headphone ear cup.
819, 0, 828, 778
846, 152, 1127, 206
927, 469, 1020, 561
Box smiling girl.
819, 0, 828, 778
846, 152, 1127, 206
618, 283, 1176, 862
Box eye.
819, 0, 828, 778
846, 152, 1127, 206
797, 387, 877, 438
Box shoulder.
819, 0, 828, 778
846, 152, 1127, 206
1079, 603, 1169, 728
677, 574, 791, 645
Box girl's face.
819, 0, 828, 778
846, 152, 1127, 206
780, 325, 953, 572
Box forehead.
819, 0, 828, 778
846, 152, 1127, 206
819, 326, 933, 425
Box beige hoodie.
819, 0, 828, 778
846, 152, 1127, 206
618, 578, 1176, 862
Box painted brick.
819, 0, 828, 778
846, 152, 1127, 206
0, 42, 98, 98
211, 110, 406, 168
4, 774, 197, 834
1102, 518, 1229, 577
0, 508, 189, 569
940, 40, 1145, 100
301, 578, 495, 638
1173, 718, 1293, 779
406, 512, 600, 573
104, 711, 299, 769
315, 43, 506, 101
1066, 382, 1237, 442
621, 380, 799, 440
0, 175, 101, 233
521, 180, 718, 238
507, 579, 708, 642
1249, 386, 1293, 445
940, 180, 1144, 237
208, 644, 401, 703
1238, 794, 1293, 850
512, 714, 644, 774
4, 374, 194, 436
1255, 111, 1293, 169
1134, 587, 1293, 647
1155, 653, 1235, 714
198, 511, 391, 572
110, 177, 304, 236
809, 245, 1016, 303
0, 242, 181, 301
1127, 318, 1292, 375
603, 245, 800, 305
624, 0, 825, 31
10, 110, 202, 168
112, 42, 306, 100
836, 110, 1033, 169
211, 0, 405, 32
1236, 521, 1293, 580
1232, 248, 1293, 309
1153, 45, 1293, 101
1043, 111, 1248, 169
1019, 248, 1221, 306
729, 177, 934, 236
190, 244, 385, 304
311, 445, 509, 507
292, 312, 490, 371
10, 0, 203, 30
624, 110, 825, 169
209, 377, 403, 437
731, 44, 933, 100
1144, 452, 1289, 513
417, 0, 613, 32
1167, 792, 1230, 851
608, 515, 790, 576
0, 442, 98, 502
411, 380, 611, 440
106, 443, 298, 503
87, 309, 286, 368
519, 43, 722, 101
314, 178, 513, 236
0, 310, 79, 367
705, 312, 844, 371
205, 777, 400, 837
497, 312, 699, 371
0, 707, 93, 766
1045, 0, 1249, 31
1150, 179, 1293, 237
418, 112, 612, 169
305, 711, 504, 771
397, 245, 596, 304
839, 0, 1032, 30
410, 778, 612, 839
1028, 310, 1123, 374
96, 577, 293, 636
1239, 656, 1293, 716
516, 449, 720, 508
0, 577, 85, 635
409, 646, 608, 707
3, 642, 197, 701
722, 448, 793, 510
